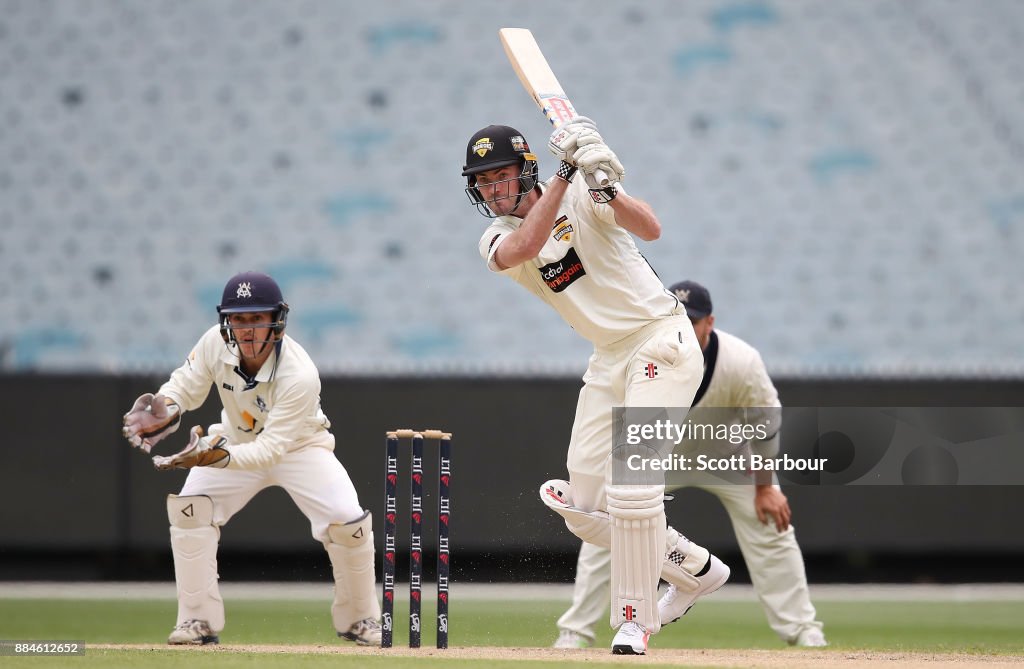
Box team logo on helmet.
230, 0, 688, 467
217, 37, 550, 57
510, 135, 529, 152
473, 138, 494, 157
236, 282, 253, 299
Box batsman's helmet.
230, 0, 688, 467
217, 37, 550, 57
217, 271, 290, 343
462, 124, 539, 217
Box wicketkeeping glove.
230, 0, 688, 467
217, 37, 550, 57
548, 116, 600, 164
122, 393, 181, 453
152, 426, 231, 471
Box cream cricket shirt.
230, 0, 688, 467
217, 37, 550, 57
479, 177, 678, 347
685, 329, 781, 458
696, 330, 779, 409
158, 325, 335, 470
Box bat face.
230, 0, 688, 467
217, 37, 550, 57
500, 27, 611, 186
500, 28, 576, 130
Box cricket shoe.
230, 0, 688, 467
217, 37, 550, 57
167, 619, 219, 645
658, 553, 731, 624
338, 617, 383, 646
793, 627, 828, 647
611, 621, 650, 655
552, 629, 593, 649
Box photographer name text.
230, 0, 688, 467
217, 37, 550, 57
626, 453, 829, 472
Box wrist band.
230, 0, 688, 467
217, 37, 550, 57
589, 185, 618, 204
556, 161, 578, 183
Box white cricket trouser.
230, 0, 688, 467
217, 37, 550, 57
566, 313, 701, 509
174, 447, 374, 634
566, 313, 703, 632
179, 446, 366, 541
557, 481, 824, 643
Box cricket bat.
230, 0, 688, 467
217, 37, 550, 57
499, 27, 610, 186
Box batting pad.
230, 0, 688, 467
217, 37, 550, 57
167, 495, 224, 631
326, 510, 381, 631
540, 479, 611, 545
540, 479, 705, 593
607, 485, 666, 632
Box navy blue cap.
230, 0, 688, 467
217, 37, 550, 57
669, 280, 713, 319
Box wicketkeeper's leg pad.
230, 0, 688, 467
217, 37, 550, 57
167, 494, 224, 632
607, 484, 666, 633
326, 510, 381, 631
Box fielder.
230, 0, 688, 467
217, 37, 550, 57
553, 280, 827, 649
121, 271, 381, 646
463, 121, 729, 654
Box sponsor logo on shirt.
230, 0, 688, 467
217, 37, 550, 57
538, 247, 586, 293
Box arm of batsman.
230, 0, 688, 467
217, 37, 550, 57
122, 393, 182, 453
152, 425, 231, 471
548, 116, 601, 163
573, 138, 625, 186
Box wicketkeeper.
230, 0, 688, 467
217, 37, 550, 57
122, 271, 382, 646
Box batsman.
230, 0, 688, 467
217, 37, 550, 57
121, 271, 382, 646
462, 120, 729, 654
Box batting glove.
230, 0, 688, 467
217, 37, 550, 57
574, 139, 625, 186
589, 184, 619, 204
548, 116, 601, 164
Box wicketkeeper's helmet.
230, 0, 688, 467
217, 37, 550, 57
217, 271, 290, 344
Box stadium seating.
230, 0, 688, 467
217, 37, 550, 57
0, 0, 1021, 375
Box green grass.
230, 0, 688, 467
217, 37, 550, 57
584, 599, 1024, 652
0, 648, 606, 669
1, 596, 1022, 667
6, 649, 616, 669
